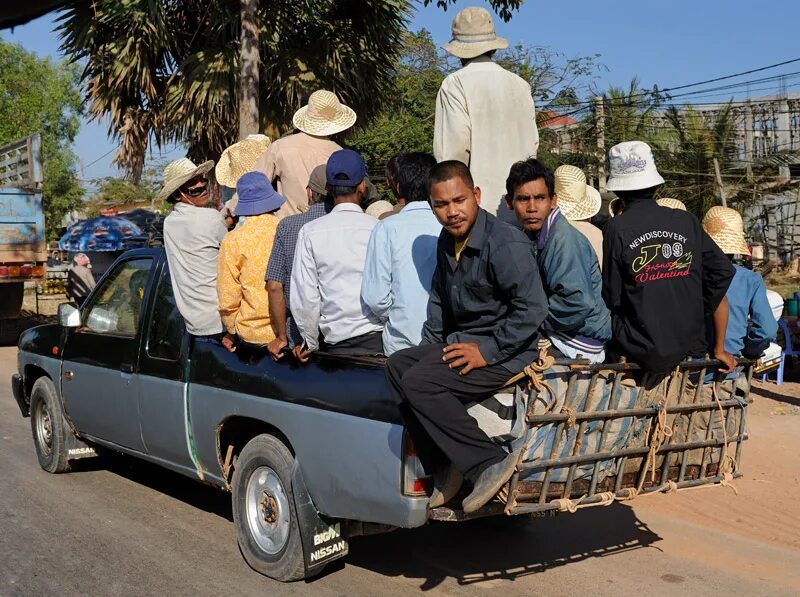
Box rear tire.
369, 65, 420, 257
232, 434, 306, 582
29, 377, 72, 473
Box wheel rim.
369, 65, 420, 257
34, 399, 53, 457
245, 466, 290, 555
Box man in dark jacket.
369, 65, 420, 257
505, 158, 610, 362
602, 141, 736, 374
386, 160, 548, 514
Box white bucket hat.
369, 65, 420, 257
157, 157, 214, 202
215, 134, 271, 188
554, 165, 601, 221
605, 141, 665, 192
292, 90, 357, 137
442, 7, 509, 60
702, 206, 750, 255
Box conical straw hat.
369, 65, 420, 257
702, 206, 750, 255
554, 165, 601, 221
215, 134, 271, 188
157, 157, 214, 202
292, 90, 357, 137
656, 197, 687, 211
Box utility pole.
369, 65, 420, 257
713, 157, 727, 208
238, 0, 259, 140
594, 96, 606, 192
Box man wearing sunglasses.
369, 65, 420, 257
160, 158, 229, 338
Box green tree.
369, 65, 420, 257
0, 40, 84, 239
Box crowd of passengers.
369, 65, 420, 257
156, 7, 779, 514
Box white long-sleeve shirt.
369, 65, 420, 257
434, 56, 539, 224
289, 203, 383, 351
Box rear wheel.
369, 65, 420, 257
232, 434, 306, 581
30, 377, 71, 473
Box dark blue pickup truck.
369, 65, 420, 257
11, 248, 753, 582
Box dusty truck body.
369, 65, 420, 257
11, 248, 753, 581
0, 134, 46, 323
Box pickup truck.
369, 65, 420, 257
11, 248, 753, 581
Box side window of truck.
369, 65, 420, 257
83, 258, 152, 336
147, 269, 185, 361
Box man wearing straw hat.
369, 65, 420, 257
554, 165, 604, 265
161, 157, 228, 337
216, 134, 271, 227
505, 159, 610, 363
255, 90, 355, 218
702, 206, 776, 359
602, 141, 736, 374
434, 6, 538, 224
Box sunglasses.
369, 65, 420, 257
181, 183, 208, 197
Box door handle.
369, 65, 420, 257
120, 363, 135, 374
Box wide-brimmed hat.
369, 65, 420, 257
443, 7, 509, 60
554, 165, 601, 221
235, 172, 285, 216
702, 206, 750, 255
656, 197, 687, 211
157, 157, 214, 202
215, 134, 271, 188
292, 90, 357, 137
606, 141, 665, 192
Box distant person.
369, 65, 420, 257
434, 6, 539, 224
365, 199, 395, 219
217, 172, 285, 352
255, 90, 355, 217
505, 159, 610, 362
161, 158, 228, 337
265, 164, 331, 360
361, 152, 441, 355
702, 206, 776, 357
602, 141, 736, 373
553, 165, 604, 266
290, 149, 383, 360
381, 154, 405, 219
66, 253, 96, 305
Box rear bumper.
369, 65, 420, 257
11, 373, 28, 417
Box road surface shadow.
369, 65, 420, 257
346, 504, 662, 590
750, 383, 800, 408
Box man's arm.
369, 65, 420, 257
744, 275, 778, 357
433, 79, 471, 164
288, 228, 321, 352
253, 143, 279, 185
361, 222, 393, 319
420, 250, 446, 344
216, 237, 242, 336
712, 296, 736, 373
266, 230, 290, 358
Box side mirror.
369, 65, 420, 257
58, 303, 81, 328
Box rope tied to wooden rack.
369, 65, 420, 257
503, 341, 557, 411
713, 382, 739, 495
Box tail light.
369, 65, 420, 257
32, 265, 45, 276
0, 266, 8, 276
402, 433, 431, 497
8, 266, 20, 277
20, 265, 32, 276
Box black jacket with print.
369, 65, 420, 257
601, 199, 734, 373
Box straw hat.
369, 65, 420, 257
215, 134, 271, 188
365, 200, 394, 219
157, 157, 214, 202
702, 206, 750, 255
606, 141, 665, 192
554, 165, 601, 221
656, 197, 687, 211
292, 90, 357, 137
442, 7, 509, 60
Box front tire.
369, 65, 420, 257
29, 377, 72, 473
232, 434, 306, 582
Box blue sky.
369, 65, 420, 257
2, 0, 798, 185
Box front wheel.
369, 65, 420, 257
29, 377, 72, 473
232, 434, 306, 582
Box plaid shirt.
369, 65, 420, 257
266, 201, 329, 343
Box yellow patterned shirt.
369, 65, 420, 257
217, 213, 279, 344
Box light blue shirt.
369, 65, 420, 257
361, 202, 442, 355
723, 264, 777, 357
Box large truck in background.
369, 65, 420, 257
0, 134, 46, 323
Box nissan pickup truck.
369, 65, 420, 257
11, 248, 754, 581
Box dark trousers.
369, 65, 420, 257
322, 331, 384, 357
386, 343, 512, 479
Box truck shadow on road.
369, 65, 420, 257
345, 505, 662, 590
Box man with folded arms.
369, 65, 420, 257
387, 160, 548, 513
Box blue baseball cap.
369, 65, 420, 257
326, 149, 366, 186
235, 172, 285, 216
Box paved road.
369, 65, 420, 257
1, 346, 797, 596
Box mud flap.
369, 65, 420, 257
65, 432, 97, 461
291, 463, 349, 576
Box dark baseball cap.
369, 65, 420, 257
326, 149, 366, 186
